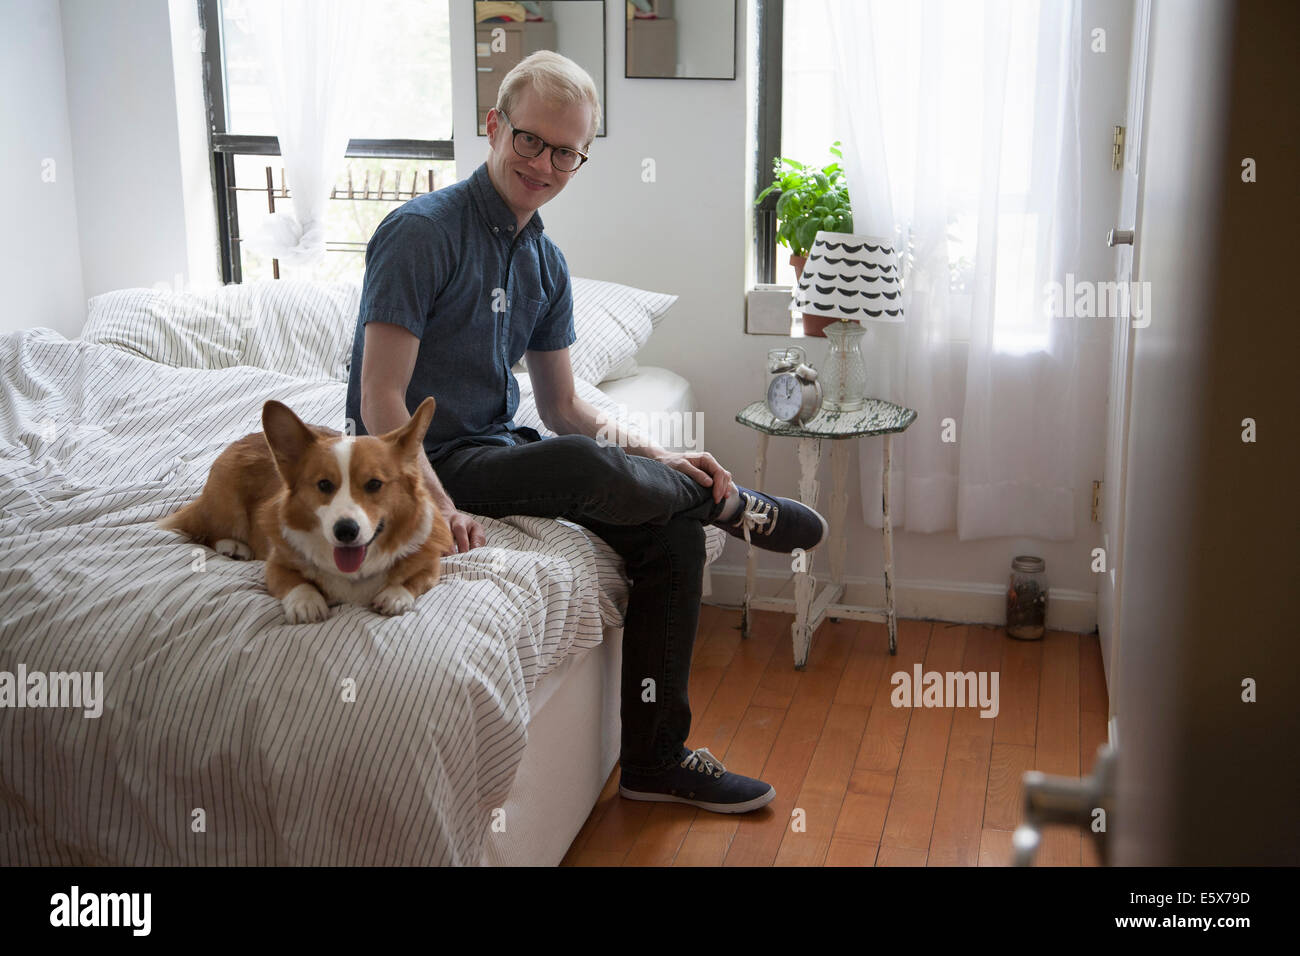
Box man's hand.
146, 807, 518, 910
656, 451, 734, 505
441, 509, 487, 554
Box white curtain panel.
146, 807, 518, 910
243, 0, 375, 266
823, 0, 1084, 540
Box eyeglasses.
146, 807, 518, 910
497, 111, 589, 173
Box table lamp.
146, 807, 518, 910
792, 231, 905, 411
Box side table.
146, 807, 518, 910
735, 399, 917, 668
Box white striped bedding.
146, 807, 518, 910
0, 325, 723, 866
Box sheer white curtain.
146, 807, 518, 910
822, 0, 1084, 540
243, 0, 375, 267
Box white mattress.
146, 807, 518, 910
596, 366, 696, 422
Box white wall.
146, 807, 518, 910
59, 0, 217, 303
0, 0, 85, 336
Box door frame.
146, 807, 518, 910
1098, 0, 1152, 733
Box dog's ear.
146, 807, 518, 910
378, 396, 437, 459
262, 401, 317, 484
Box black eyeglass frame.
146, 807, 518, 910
496, 111, 590, 172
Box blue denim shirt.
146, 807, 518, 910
345, 162, 575, 462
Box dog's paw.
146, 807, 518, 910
215, 538, 253, 560
372, 584, 415, 616
282, 583, 330, 624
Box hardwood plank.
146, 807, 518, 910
834, 619, 891, 708
978, 828, 1014, 866
683, 605, 744, 730
773, 701, 870, 865
929, 731, 994, 866
877, 845, 928, 866
1079, 631, 1108, 716
1081, 833, 1103, 867
929, 626, 1002, 866
722, 620, 858, 866
854, 619, 932, 772
748, 610, 803, 709
950, 625, 1006, 737
898, 623, 967, 773
879, 768, 942, 851
984, 742, 1035, 830
830, 769, 895, 852
1080, 708, 1110, 778
1036, 825, 1082, 866
994, 634, 1042, 747
1035, 630, 1080, 777
824, 838, 878, 866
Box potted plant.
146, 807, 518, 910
754, 143, 853, 336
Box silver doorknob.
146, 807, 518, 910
1012, 743, 1116, 866
1107, 228, 1135, 247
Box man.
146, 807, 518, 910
345, 51, 827, 814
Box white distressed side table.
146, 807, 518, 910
735, 399, 917, 668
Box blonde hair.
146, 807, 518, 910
495, 50, 601, 149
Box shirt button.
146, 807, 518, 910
507, 225, 514, 232
492, 226, 499, 233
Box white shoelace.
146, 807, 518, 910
733, 491, 779, 547
681, 747, 727, 778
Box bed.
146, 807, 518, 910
0, 277, 722, 866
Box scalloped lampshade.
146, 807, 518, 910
792, 231, 905, 323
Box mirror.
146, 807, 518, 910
625, 0, 736, 79
474, 1, 607, 136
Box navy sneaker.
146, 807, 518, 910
619, 747, 776, 814
710, 485, 829, 553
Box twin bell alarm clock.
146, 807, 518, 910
766, 347, 822, 425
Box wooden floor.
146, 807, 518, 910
560, 604, 1109, 866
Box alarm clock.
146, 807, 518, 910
766, 350, 822, 425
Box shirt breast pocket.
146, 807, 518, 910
508, 294, 549, 361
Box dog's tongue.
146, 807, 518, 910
333, 545, 366, 573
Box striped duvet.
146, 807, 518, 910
0, 326, 720, 865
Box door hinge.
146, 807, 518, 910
1091, 480, 1103, 523
1112, 125, 1125, 171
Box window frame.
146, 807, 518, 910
752, 0, 783, 287
198, 0, 455, 284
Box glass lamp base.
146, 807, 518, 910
822, 321, 869, 412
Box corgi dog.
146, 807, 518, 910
156, 397, 454, 624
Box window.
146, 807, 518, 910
754, 0, 1062, 354
201, 0, 456, 283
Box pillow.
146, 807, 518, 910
601, 355, 640, 382
83, 279, 360, 381
521, 277, 676, 384
82, 285, 248, 370
241, 279, 360, 381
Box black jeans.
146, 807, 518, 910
429, 432, 726, 775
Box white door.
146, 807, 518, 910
1098, 0, 1152, 728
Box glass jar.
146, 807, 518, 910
1006, 555, 1048, 640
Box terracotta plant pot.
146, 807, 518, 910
788, 254, 832, 336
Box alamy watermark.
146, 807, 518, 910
1044, 272, 1151, 328
891, 663, 1000, 718
0, 665, 103, 718
594, 403, 705, 452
